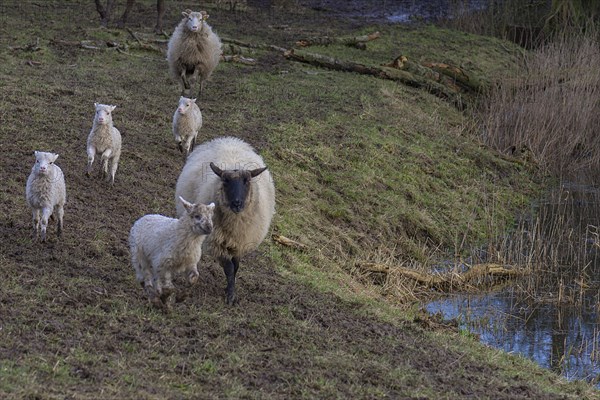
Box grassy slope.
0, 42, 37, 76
0, 1, 597, 398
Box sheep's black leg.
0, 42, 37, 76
219, 256, 237, 305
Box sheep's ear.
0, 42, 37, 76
250, 166, 268, 178
94, 102, 98, 108
179, 196, 194, 212
50, 153, 59, 162
191, 98, 197, 103
207, 202, 215, 211
109, 105, 117, 112
210, 162, 223, 178
34, 150, 39, 157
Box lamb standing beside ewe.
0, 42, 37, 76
129, 197, 215, 305
173, 96, 202, 156
86, 103, 122, 185
26, 151, 67, 242
175, 136, 275, 305
167, 9, 222, 97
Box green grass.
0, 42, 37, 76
0, 1, 597, 398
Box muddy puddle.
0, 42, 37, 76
427, 183, 600, 386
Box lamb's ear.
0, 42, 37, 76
191, 98, 197, 103
50, 153, 59, 162
179, 196, 194, 212
207, 202, 215, 211
209, 162, 223, 178
250, 166, 268, 178
34, 150, 39, 158
109, 105, 117, 112
94, 102, 98, 108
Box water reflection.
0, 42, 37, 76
427, 182, 600, 386
427, 289, 600, 385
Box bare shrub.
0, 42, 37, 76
479, 29, 600, 179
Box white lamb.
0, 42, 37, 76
129, 197, 215, 304
25, 151, 67, 242
86, 103, 122, 185
173, 96, 203, 156
175, 136, 276, 305
167, 9, 222, 97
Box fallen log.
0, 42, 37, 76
295, 31, 381, 49
357, 262, 528, 290
422, 62, 486, 93
284, 48, 466, 109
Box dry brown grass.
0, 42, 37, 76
479, 28, 600, 180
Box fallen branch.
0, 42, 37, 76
221, 37, 287, 53
221, 54, 257, 65
126, 28, 163, 53
284, 48, 466, 109
272, 234, 305, 250
357, 262, 528, 290
296, 31, 381, 49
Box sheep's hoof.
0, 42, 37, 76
177, 142, 184, 153
188, 270, 199, 285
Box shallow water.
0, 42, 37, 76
299, 0, 487, 23
427, 289, 600, 386
427, 183, 600, 386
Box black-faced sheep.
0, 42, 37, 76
26, 151, 67, 242
175, 136, 275, 304
167, 9, 222, 97
86, 103, 122, 185
173, 96, 202, 156
129, 197, 215, 305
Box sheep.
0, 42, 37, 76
25, 151, 67, 242
175, 136, 275, 305
167, 9, 222, 97
173, 96, 203, 156
86, 103, 122, 185
129, 197, 215, 305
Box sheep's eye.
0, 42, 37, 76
49, 162, 53, 165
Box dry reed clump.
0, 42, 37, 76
479, 29, 600, 179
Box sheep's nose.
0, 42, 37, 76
98, 117, 105, 123
231, 200, 243, 212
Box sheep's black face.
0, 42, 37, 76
210, 162, 267, 214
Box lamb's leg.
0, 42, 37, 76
219, 256, 237, 305
158, 268, 175, 304
86, 146, 96, 177
101, 149, 113, 181
188, 263, 199, 284
55, 204, 64, 237
32, 209, 40, 238
109, 153, 120, 185
40, 207, 52, 242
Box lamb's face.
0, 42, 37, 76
209, 162, 268, 214
32, 151, 58, 176
183, 10, 208, 33
190, 203, 215, 235
94, 103, 116, 125
177, 97, 196, 115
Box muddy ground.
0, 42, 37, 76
0, 1, 598, 399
